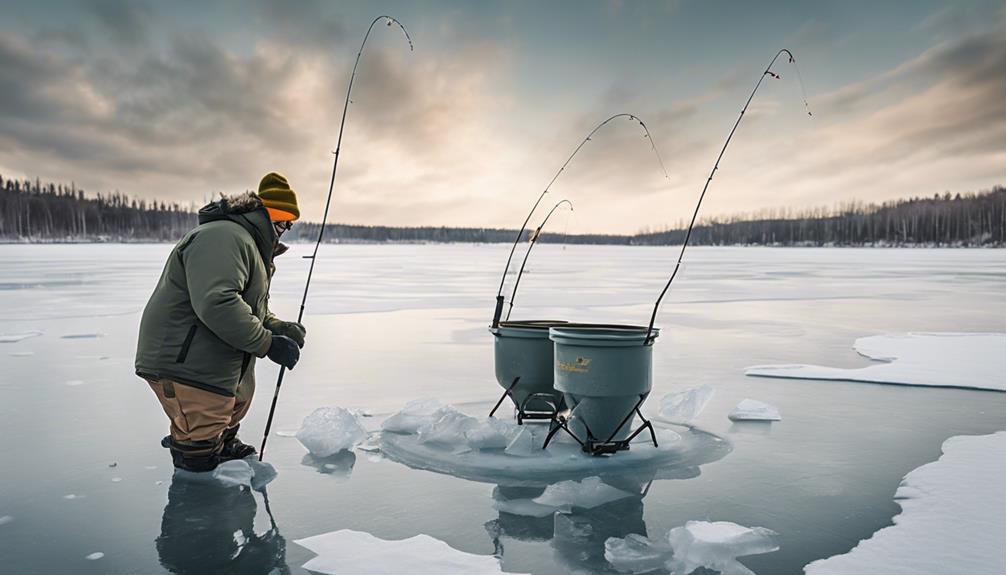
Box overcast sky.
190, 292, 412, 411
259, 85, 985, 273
1, 0, 1004, 233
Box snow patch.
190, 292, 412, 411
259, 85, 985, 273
0, 515, 12, 526
8, 351, 34, 357
60, 333, 104, 339
657, 385, 715, 424
294, 529, 520, 575
728, 399, 781, 421
296, 406, 367, 457
65, 380, 86, 387
747, 333, 1006, 392
804, 432, 1006, 575
85, 552, 104, 560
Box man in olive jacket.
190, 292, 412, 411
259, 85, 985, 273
136, 172, 306, 472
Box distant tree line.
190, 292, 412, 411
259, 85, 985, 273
0, 173, 1002, 246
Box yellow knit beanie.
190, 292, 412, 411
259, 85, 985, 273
258, 172, 300, 221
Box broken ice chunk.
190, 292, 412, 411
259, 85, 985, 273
416, 407, 478, 446
173, 457, 276, 490
533, 477, 635, 512
207, 460, 254, 488
296, 406, 367, 457
492, 496, 556, 518
464, 417, 520, 450
503, 425, 549, 457
604, 533, 674, 574
728, 399, 781, 421
658, 385, 715, 424
381, 398, 444, 434
665, 520, 779, 575
294, 529, 516, 574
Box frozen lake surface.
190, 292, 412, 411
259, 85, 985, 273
1, 244, 1004, 574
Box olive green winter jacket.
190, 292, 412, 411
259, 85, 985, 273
135, 192, 284, 396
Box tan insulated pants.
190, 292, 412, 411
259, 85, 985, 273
147, 378, 253, 445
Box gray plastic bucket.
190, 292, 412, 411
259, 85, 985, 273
490, 320, 568, 411
549, 324, 659, 443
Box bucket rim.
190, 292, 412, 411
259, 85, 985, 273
549, 323, 660, 343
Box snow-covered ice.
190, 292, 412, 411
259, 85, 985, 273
381, 398, 445, 434
173, 457, 277, 490
728, 399, 781, 422
295, 406, 367, 457
657, 385, 715, 424
294, 529, 521, 575
604, 533, 674, 574
747, 333, 1006, 392
84, 552, 104, 560
0, 331, 41, 343
805, 431, 1006, 575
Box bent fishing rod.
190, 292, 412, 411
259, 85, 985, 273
643, 49, 811, 344
260, 16, 413, 461
492, 113, 669, 328
504, 199, 574, 320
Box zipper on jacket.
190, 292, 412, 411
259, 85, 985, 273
175, 324, 198, 363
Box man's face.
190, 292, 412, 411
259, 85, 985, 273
272, 220, 292, 238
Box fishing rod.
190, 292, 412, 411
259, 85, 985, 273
491, 113, 668, 328
259, 16, 413, 461
504, 199, 573, 321
643, 49, 811, 344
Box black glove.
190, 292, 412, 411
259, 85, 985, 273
274, 320, 306, 348
266, 335, 300, 370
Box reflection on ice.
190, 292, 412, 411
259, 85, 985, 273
604, 533, 673, 574
294, 529, 516, 575
157, 474, 287, 573
301, 450, 357, 480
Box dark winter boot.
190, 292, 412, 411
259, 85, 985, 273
164, 437, 223, 472
219, 425, 257, 460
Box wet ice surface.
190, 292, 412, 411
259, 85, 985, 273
1, 244, 1005, 574
295, 529, 518, 574
746, 332, 1006, 392
805, 431, 1006, 575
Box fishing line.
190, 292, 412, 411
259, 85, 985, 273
492, 113, 669, 328
505, 199, 574, 320
644, 49, 812, 343
259, 16, 413, 460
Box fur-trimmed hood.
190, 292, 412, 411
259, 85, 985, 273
198, 191, 264, 223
